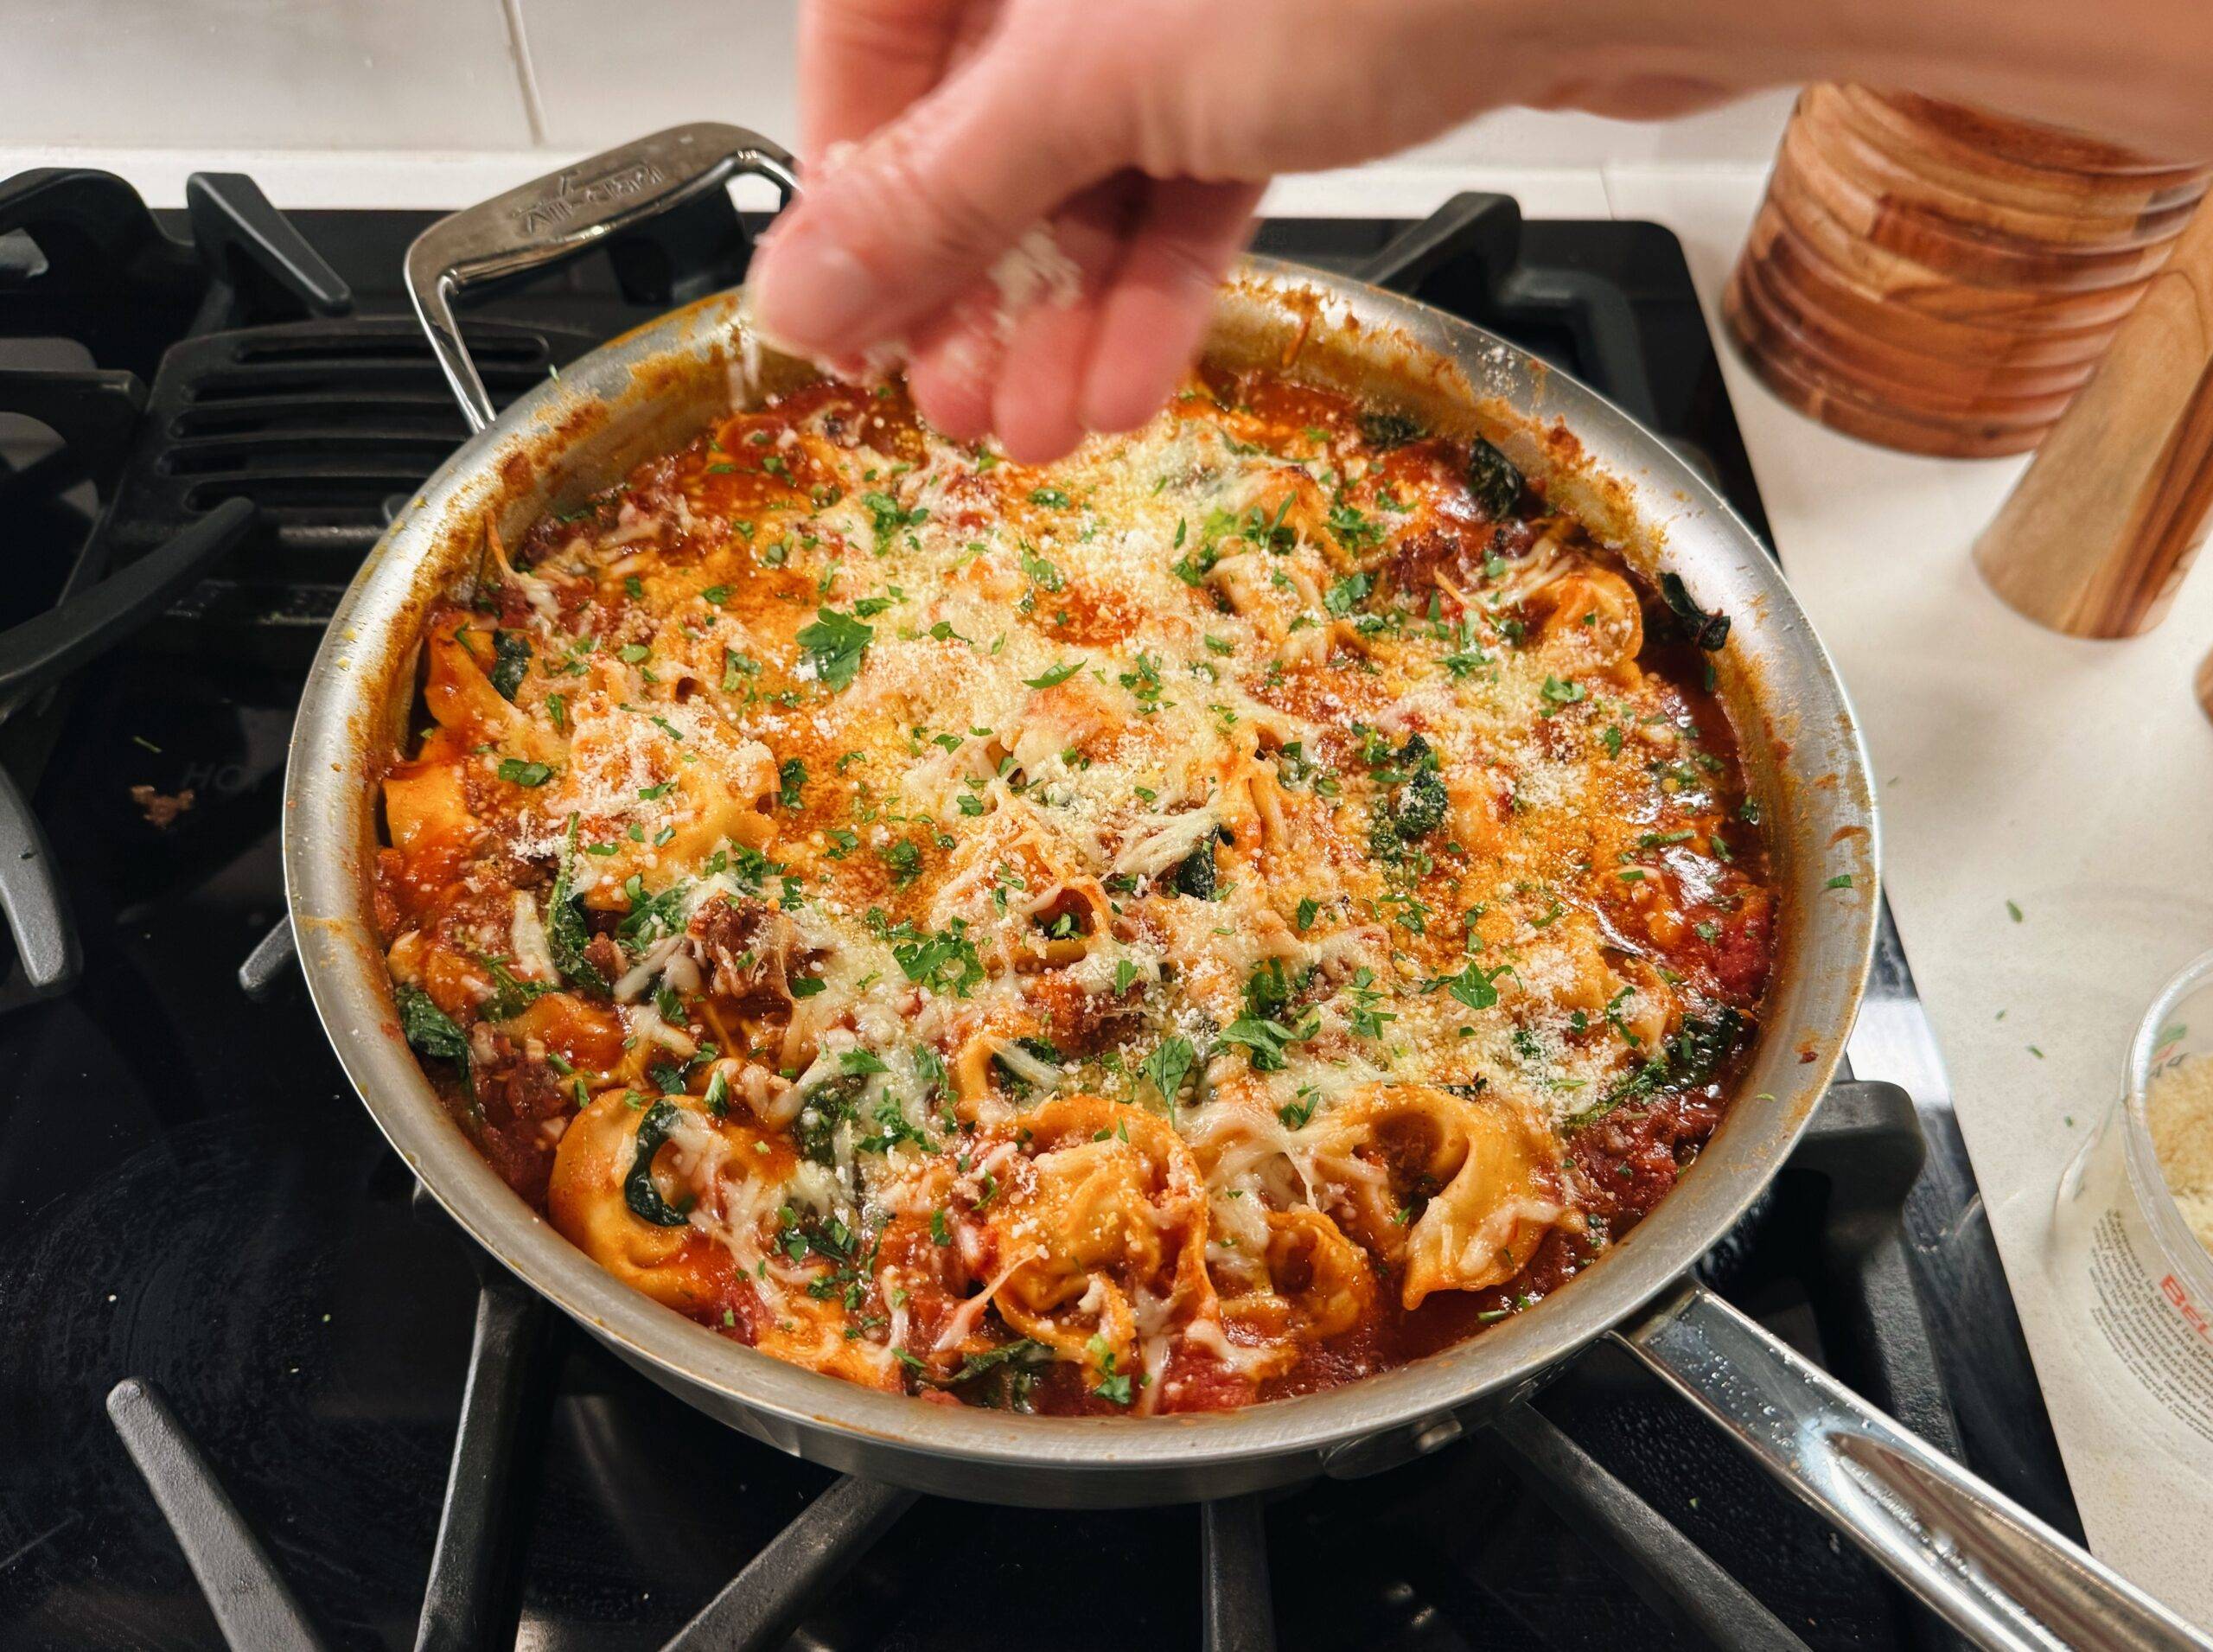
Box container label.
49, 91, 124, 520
2084, 1206, 2213, 1445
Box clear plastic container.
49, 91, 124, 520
2116, 950, 2213, 1310
2050, 947, 2213, 1440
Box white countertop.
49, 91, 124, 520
18, 144, 2210, 1620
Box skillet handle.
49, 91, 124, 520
1614, 1281, 2210, 1651
405, 123, 800, 433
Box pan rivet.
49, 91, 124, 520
1412, 1416, 1463, 1455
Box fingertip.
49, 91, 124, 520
1079, 179, 1262, 437
1078, 351, 1180, 437
985, 183, 1131, 462
908, 315, 1003, 444
747, 207, 883, 358
995, 410, 1087, 468
1078, 291, 1209, 437
992, 293, 1104, 463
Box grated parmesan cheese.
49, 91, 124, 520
2148, 1054, 2213, 1252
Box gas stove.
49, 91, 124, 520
0, 169, 2075, 1651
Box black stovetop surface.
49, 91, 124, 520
0, 184, 2071, 1652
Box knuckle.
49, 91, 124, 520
868, 126, 1011, 266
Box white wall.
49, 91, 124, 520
0, 0, 1791, 180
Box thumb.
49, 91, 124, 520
749, 16, 1127, 357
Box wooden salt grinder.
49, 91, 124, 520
1972, 193, 2213, 672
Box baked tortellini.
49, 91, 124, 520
376, 357, 1774, 1414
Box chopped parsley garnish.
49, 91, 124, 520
1119, 652, 1165, 713
880, 916, 986, 998
1325, 502, 1382, 554
615, 875, 690, 947
1023, 660, 1081, 690
1339, 967, 1397, 1039
722, 648, 761, 692
796, 607, 875, 691
860, 490, 928, 550
1019, 545, 1064, 592
1323, 571, 1373, 616
496, 758, 553, 787
1139, 1035, 1196, 1104
1566, 1009, 1746, 1131
1219, 1011, 1319, 1073
1442, 959, 1510, 1013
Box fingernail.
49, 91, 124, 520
750, 220, 881, 352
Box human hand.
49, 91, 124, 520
749, 0, 2213, 462
749, 0, 1764, 461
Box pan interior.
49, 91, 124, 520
283, 259, 1876, 1496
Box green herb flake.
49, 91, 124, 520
1023, 660, 1081, 690
796, 607, 875, 692
1139, 1036, 1196, 1104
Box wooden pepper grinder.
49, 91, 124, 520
1973, 192, 2213, 663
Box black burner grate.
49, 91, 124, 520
0, 169, 358, 1011
110, 317, 597, 647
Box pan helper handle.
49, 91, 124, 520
405, 123, 800, 433
1617, 1281, 2211, 1652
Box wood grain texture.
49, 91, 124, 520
1738, 252, 2095, 401
1773, 122, 2181, 291
1731, 88, 2209, 456
1868, 89, 2204, 179
1726, 271, 2060, 456
1746, 208, 2139, 365
1800, 91, 2205, 249
1974, 196, 2213, 636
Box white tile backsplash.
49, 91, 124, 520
1399, 92, 1795, 170
0, 0, 535, 149
516, 0, 798, 151
0, 0, 1791, 180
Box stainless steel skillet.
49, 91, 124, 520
280, 123, 2207, 1651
